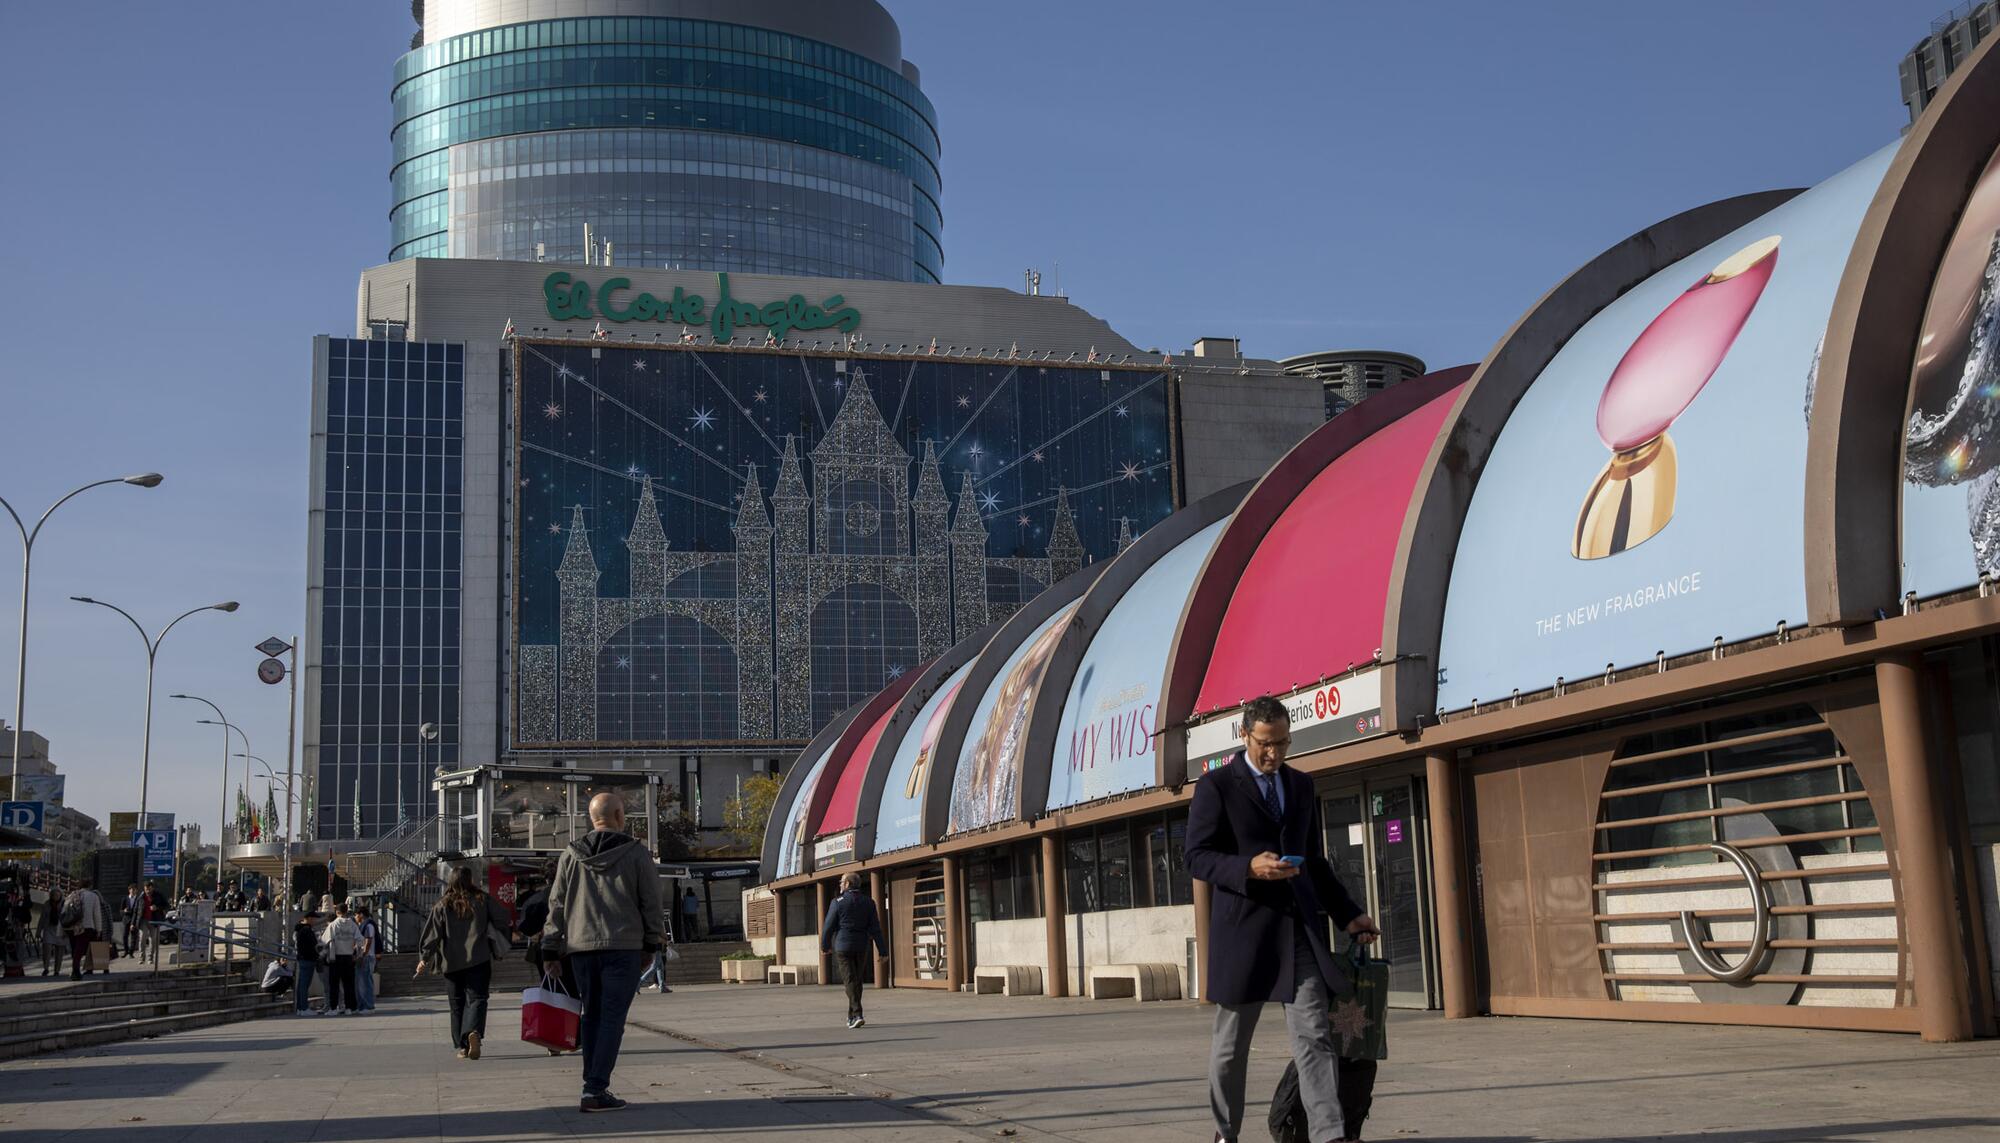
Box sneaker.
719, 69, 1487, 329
854, 1016, 866, 1027
846, 1017, 859, 1029
579, 1093, 628, 1113
465, 1031, 481, 1060
456, 1048, 468, 1059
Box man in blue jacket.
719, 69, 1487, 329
820, 872, 888, 1028
1187, 695, 1378, 1143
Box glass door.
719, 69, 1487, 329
1320, 775, 1437, 1008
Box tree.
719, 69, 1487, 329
723, 773, 784, 854
657, 804, 702, 861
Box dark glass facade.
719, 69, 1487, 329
314, 339, 465, 840
390, 16, 943, 281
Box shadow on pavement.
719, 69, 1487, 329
21, 1099, 947, 1140
75, 1036, 317, 1058
0, 1062, 227, 1100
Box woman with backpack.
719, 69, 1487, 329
416, 866, 511, 1060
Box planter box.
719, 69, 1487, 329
721, 958, 772, 983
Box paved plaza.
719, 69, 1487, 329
0, 983, 1995, 1142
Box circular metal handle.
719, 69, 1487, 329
1678, 842, 1770, 983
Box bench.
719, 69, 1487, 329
972, 964, 1043, 996
766, 963, 819, 985
1086, 963, 1182, 1002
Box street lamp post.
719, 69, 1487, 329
0, 473, 163, 788
238, 753, 296, 920
172, 696, 241, 887
73, 595, 238, 820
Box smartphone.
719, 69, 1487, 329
1280, 855, 1305, 866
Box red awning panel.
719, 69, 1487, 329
1195, 384, 1464, 712
814, 701, 897, 837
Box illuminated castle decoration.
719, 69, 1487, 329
519, 373, 1089, 743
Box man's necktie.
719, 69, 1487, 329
1259, 772, 1283, 819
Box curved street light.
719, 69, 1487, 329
72, 595, 238, 818
173, 696, 242, 884
233, 751, 297, 913
0, 473, 163, 785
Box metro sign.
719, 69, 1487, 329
1183, 667, 1387, 776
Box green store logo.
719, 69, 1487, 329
543, 271, 862, 343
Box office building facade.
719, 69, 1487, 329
1280, 348, 1427, 419
392, 0, 943, 282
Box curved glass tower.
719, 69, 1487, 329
391, 0, 942, 282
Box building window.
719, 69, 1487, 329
782, 886, 820, 936
964, 840, 1043, 923
1598, 704, 1878, 872
1062, 809, 1191, 913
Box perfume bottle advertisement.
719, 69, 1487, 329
1435, 144, 1897, 713
1901, 145, 2000, 601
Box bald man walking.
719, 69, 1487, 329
547, 793, 665, 1113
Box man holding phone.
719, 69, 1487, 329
1187, 695, 1379, 1143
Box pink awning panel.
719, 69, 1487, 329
815, 701, 898, 837
1195, 384, 1464, 711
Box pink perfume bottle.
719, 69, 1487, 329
1573, 235, 1780, 559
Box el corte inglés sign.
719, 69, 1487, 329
544, 271, 862, 343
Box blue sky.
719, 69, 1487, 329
0, 1, 1945, 838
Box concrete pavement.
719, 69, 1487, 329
0, 982, 1994, 1141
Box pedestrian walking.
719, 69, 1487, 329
122, 886, 142, 955
515, 858, 579, 996
544, 792, 665, 1113
253, 888, 271, 913
820, 872, 888, 1028
293, 912, 323, 1015
680, 887, 700, 941
635, 949, 672, 994
139, 881, 166, 961
37, 891, 65, 977
417, 866, 511, 1060
354, 905, 379, 1012
323, 902, 362, 1014
1186, 695, 1380, 1143
59, 878, 110, 980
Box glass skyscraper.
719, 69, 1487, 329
307, 337, 465, 840
391, 0, 943, 282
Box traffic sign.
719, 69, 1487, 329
257, 657, 287, 684
1, 801, 44, 832
132, 829, 176, 877
256, 636, 292, 657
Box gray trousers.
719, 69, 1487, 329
1210, 929, 1343, 1143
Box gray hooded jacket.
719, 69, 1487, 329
544, 830, 664, 955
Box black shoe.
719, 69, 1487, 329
579, 1093, 628, 1113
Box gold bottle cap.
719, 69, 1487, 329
1704, 236, 1781, 284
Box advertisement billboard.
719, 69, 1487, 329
949, 604, 1077, 834
108, 812, 173, 846
1903, 144, 2000, 599
0, 774, 64, 808
512, 342, 1175, 749
1436, 145, 1896, 711
1047, 518, 1227, 811
872, 668, 969, 854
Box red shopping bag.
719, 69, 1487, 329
522, 977, 582, 1052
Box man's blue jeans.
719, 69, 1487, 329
295, 960, 318, 1012
570, 950, 643, 1096
356, 954, 376, 1010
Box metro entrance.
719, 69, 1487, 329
1320, 773, 1438, 1008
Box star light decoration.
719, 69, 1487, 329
542, 401, 563, 420
632, 359, 648, 372
1031, 451, 1045, 463
690, 407, 717, 431
752, 388, 768, 403
1329, 996, 1372, 1054
1115, 404, 1129, 418
957, 395, 971, 408
978, 490, 1001, 512
547, 523, 562, 535
1119, 461, 1142, 482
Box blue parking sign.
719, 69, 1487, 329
1, 801, 43, 832
132, 829, 176, 877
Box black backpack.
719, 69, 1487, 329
1267, 1057, 1378, 1143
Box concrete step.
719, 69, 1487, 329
0, 987, 275, 1039
2, 981, 266, 1021
0, 994, 290, 1061
0, 967, 249, 1019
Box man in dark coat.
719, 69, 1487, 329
820, 872, 888, 1028
1186, 695, 1377, 1143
